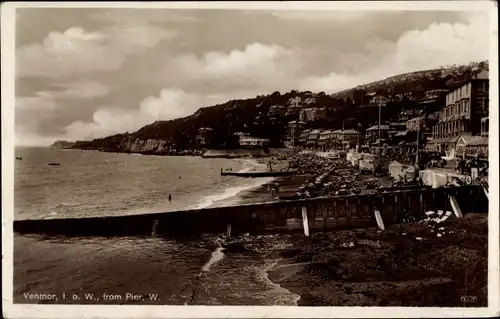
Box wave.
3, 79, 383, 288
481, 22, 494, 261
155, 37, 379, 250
255, 259, 301, 306
188, 177, 275, 210
236, 158, 267, 173
201, 246, 225, 273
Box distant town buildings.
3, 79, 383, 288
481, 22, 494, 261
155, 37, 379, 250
405, 112, 439, 141
267, 105, 286, 118
299, 108, 327, 122
195, 127, 214, 147
368, 94, 391, 106
192, 63, 488, 159
419, 89, 448, 106
318, 130, 333, 150
365, 124, 390, 143
388, 121, 407, 139
306, 129, 321, 148
431, 70, 489, 140
428, 70, 489, 156
238, 134, 270, 148
285, 120, 306, 148
481, 117, 489, 138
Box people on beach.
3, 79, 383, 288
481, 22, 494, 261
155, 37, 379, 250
168, 193, 172, 203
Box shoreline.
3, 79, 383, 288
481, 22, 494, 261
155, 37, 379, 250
264, 213, 487, 306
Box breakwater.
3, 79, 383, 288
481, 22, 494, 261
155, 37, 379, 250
14, 186, 487, 237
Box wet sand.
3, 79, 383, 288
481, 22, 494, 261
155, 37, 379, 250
266, 213, 488, 307
206, 155, 488, 307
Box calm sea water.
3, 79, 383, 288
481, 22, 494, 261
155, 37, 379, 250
13, 147, 299, 305
14, 147, 272, 220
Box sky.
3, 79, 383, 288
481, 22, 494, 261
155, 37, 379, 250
13, 6, 492, 146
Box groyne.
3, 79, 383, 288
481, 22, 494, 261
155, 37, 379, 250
14, 186, 487, 237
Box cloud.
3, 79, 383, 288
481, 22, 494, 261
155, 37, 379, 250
50, 81, 110, 99
15, 131, 65, 147
168, 42, 308, 94
89, 9, 199, 24
393, 14, 489, 70
64, 88, 259, 141
270, 10, 370, 23
16, 92, 56, 111
17, 25, 176, 78
297, 13, 490, 93
175, 43, 299, 80
16, 81, 109, 111
171, 13, 488, 96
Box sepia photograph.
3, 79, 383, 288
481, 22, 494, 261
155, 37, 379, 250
2, 1, 498, 318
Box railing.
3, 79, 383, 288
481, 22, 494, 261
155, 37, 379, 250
13, 186, 487, 238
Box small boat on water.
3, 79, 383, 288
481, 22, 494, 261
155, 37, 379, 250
16, 157, 23, 160
48, 163, 61, 166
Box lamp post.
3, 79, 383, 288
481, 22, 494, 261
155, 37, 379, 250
415, 117, 420, 166
357, 123, 360, 152
378, 96, 382, 155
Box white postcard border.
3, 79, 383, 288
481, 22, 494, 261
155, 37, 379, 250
2, 1, 499, 318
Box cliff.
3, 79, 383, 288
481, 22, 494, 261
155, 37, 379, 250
72, 135, 201, 156
70, 61, 488, 155
50, 140, 75, 149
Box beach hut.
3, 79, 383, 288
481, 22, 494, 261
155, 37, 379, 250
388, 161, 406, 180
455, 135, 483, 159
465, 137, 489, 158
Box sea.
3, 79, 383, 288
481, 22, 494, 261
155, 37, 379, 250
13, 147, 301, 305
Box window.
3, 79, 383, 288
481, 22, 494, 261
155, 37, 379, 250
478, 98, 484, 111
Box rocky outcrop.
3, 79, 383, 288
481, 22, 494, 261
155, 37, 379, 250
72, 135, 201, 156
50, 140, 75, 149
119, 137, 170, 154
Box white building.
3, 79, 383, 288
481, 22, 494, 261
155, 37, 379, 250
239, 136, 270, 148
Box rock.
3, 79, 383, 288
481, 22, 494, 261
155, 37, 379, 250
340, 241, 356, 248
358, 239, 381, 249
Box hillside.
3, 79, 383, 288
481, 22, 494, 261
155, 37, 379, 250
50, 140, 75, 149
71, 61, 488, 155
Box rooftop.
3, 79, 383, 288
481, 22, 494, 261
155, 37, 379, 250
342, 129, 359, 134
468, 137, 489, 146
366, 124, 390, 131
